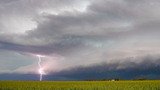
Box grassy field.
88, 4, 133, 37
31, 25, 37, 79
0, 80, 160, 90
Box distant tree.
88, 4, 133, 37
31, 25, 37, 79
133, 76, 148, 80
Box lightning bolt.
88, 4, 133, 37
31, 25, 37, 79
37, 55, 45, 81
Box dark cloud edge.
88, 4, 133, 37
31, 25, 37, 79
1, 59, 160, 80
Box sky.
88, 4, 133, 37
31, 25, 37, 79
0, 0, 160, 80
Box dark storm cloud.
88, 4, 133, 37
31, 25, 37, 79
49, 57, 160, 80
0, 37, 84, 55
0, 0, 160, 76
1, 57, 160, 80
0, 40, 50, 54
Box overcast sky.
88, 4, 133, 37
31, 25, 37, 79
0, 0, 160, 80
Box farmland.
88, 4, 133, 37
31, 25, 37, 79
0, 80, 160, 90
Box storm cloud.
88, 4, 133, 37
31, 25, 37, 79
0, 0, 160, 80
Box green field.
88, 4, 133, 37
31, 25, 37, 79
0, 80, 160, 90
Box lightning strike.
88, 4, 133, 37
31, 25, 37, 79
36, 55, 45, 81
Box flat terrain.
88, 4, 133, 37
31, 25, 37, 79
0, 80, 160, 90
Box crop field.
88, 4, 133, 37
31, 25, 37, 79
0, 80, 160, 90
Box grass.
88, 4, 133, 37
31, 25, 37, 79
0, 80, 160, 90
